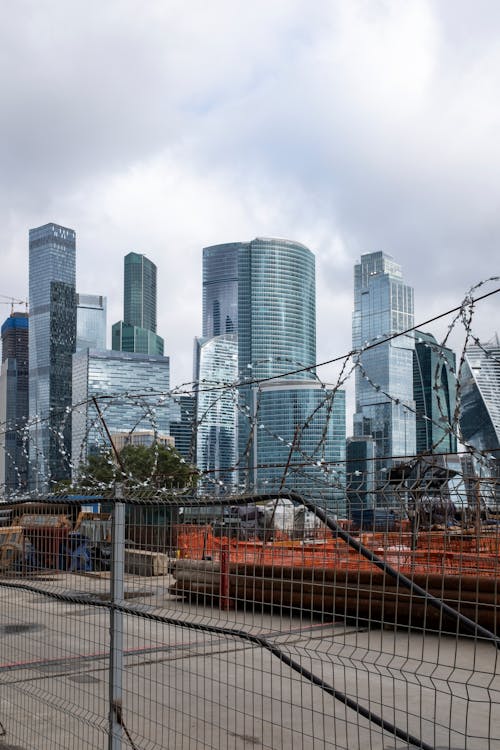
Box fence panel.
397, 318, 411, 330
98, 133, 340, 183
1, 484, 500, 749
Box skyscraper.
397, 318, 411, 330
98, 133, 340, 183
170, 394, 196, 463
203, 238, 316, 378
251, 381, 346, 505
196, 243, 241, 490
345, 436, 376, 517
195, 334, 238, 492
124, 252, 157, 332
29, 222, 76, 491
198, 238, 345, 502
352, 251, 416, 469
460, 336, 500, 466
76, 293, 107, 351
112, 252, 164, 355
413, 330, 457, 454
237, 237, 316, 381
0, 312, 29, 494
72, 349, 170, 474
202, 242, 239, 338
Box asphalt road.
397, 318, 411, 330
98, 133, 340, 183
0, 572, 499, 750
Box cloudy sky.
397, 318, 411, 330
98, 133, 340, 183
1, 0, 499, 399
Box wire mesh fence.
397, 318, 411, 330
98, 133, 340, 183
1, 480, 500, 750
1, 280, 499, 747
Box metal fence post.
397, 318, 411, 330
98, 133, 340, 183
109, 484, 125, 750
219, 540, 233, 610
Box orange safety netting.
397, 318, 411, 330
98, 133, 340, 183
175, 525, 500, 578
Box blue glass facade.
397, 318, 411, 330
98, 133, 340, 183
460, 337, 500, 462
76, 293, 107, 351
170, 394, 196, 463
413, 330, 457, 454
0, 313, 29, 494
353, 252, 416, 467
72, 349, 170, 474
195, 335, 238, 493
200, 237, 345, 500
29, 223, 76, 491
249, 382, 346, 508
203, 238, 316, 378
238, 238, 316, 381
202, 243, 239, 338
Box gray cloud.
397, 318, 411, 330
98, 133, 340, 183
0, 0, 498, 395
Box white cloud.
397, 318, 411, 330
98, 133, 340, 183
0, 0, 498, 394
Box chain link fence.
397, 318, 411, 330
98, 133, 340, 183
1, 479, 500, 750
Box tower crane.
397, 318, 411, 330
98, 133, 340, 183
0, 295, 29, 315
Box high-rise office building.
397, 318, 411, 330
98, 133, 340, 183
76, 294, 107, 351
352, 252, 416, 470
413, 330, 457, 454
29, 223, 76, 491
198, 243, 243, 491
72, 349, 170, 474
124, 252, 157, 333
0, 312, 29, 494
251, 381, 346, 506
460, 336, 500, 478
237, 238, 316, 381
112, 252, 164, 355
346, 436, 376, 517
112, 321, 164, 356
203, 238, 316, 378
202, 242, 239, 338
169, 394, 196, 463
195, 334, 238, 492
198, 238, 345, 502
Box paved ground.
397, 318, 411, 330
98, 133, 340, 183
0, 571, 499, 750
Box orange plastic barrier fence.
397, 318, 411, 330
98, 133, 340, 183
176, 525, 500, 578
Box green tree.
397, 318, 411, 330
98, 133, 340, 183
79, 450, 117, 488
119, 443, 196, 490
64, 443, 197, 495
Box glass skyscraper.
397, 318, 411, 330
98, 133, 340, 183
413, 330, 457, 454
112, 321, 164, 356
112, 251, 164, 355
76, 293, 107, 351
250, 381, 346, 507
195, 334, 238, 492
346, 436, 376, 516
237, 238, 316, 381
199, 237, 345, 501
0, 312, 29, 494
203, 238, 316, 378
72, 349, 170, 475
170, 394, 196, 463
29, 222, 76, 491
198, 243, 241, 492
460, 336, 500, 459
352, 252, 416, 469
459, 336, 500, 505
124, 252, 157, 332
202, 243, 239, 338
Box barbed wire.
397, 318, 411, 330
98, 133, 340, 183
2, 279, 498, 439
0, 278, 499, 500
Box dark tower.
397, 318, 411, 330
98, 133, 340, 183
1, 312, 29, 493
